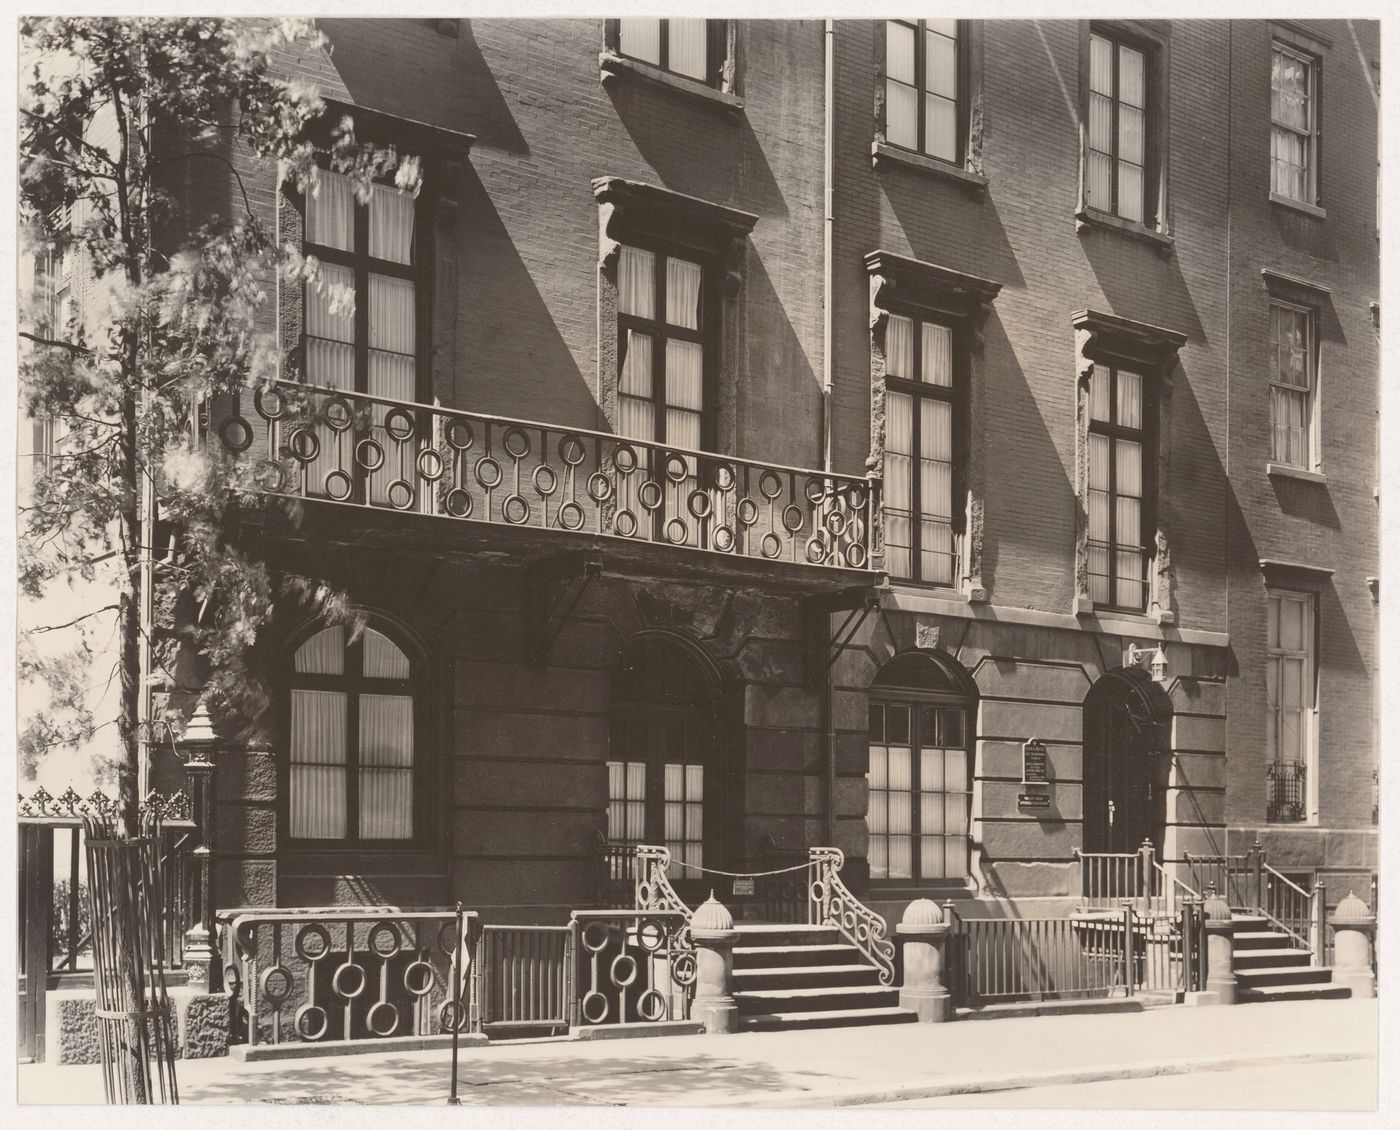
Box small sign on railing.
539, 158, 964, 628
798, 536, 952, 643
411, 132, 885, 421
732, 877, 755, 897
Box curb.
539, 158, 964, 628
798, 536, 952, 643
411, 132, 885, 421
708, 1050, 1367, 1108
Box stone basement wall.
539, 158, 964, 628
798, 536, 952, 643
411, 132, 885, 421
46, 987, 229, 1065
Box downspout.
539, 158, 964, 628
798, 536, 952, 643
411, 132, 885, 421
822, 19, 838, 847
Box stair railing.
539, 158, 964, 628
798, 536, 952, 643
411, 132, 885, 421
634, 845, 693, 919
807, 847, 896, 985
1151, 861, 1199, 917
1262, 864, 1314, 950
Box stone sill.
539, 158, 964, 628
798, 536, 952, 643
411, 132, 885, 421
871, 141, 989, 193
1267, 461, 1328, 485
1076, 208, 1175, 255
598, 51, 743, 113
1270, 192, 1327, 221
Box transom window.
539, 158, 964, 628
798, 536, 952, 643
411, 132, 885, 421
885, 20, 961, 164
288, 623, 417, 843
1269, 302, 1317, 469
618, 18, 722, 87
1087, 31, 1150, 223
883, 314, 958, 586
1266, 591, 1315, 823
1272, 44, 1318, 204
1087, 366, 1148, 612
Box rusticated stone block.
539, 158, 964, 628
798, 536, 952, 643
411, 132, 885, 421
220, 749, 278, 801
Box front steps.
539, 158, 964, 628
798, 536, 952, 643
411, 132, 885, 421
1231, 913, 1350, 1003
731, 924, 916, 1032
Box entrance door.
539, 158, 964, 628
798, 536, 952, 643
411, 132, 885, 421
1083, 675, 1167, 854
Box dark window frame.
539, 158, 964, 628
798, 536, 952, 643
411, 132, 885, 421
1270, 39, 1322, 207
1087, 25, 1158, 225
609, 18, 729, 89
883, 18, 969, 167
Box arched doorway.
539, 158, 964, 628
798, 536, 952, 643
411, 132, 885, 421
1082, 669, 1172, 854
866, 649, 978, 888
608, 633, 723, 885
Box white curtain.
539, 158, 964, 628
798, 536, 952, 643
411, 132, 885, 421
919, 398, 953, 584
607, 760, 647, 842
923, 23, 957, 161
619, 246, 655, 318
666, 257, 702, 330
668, 19, 708, 81
1117, 370, 1143, 428
619, 331, 655, 445
922, 323, 952, 386
304, 263, 355, 497
359, 693, 414, 839
885, 22, 917, 149
369, 273, 416, 505
1117, 46, 1146, 223
664, 762, 703, 868
867, 743, 888, 879
886, 746, 913, 880
295, 625, 345, 674
886, 314, 914, 380
885, 391, 913, 579
307, 170, 354, 252
363, 627, 410, 678
369, 183, 414, 265
290, 688, 347, 839
619, 17, 662, 66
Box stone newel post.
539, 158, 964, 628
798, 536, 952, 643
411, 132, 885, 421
1329, 891, 1376, 1000
177, 701, 218, 992
897, 899, 952, 1022
1203, 890, 1237, 1005
690, 893, 740, 1035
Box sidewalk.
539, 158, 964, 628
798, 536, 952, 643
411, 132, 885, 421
18, 998, 1377, 1108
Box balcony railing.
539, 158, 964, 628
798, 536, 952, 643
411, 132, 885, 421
216, 382, 879, 572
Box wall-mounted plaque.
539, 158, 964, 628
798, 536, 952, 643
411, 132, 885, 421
1023, 738, 1049, 784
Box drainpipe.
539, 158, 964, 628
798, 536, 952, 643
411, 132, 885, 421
822, 19, 838, 847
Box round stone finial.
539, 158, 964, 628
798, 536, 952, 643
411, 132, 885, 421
691, 891, 734, 932
1203, 894, 1233, 923
901, 898, 944, 927
1333, 890, 1374, 923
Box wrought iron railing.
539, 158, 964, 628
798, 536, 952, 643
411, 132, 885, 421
1182, 852, 1251, 908
634, 844, 694, 918
477, 924, 572, 1034
1074, 849, 1144, 909
807, 847, 896, 985
1262, 864, 1314, 949
215, 382, 880, 572
570, 910, 695, 1026
1267, 759, 1307, 823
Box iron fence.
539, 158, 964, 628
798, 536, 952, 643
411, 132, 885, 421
477, 924, 572, 1034
570, 911, 695, 1026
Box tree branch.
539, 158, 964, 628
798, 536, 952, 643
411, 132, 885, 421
149, 149, 256, 221
27, 604, 120, 634
19, 330, 94, 355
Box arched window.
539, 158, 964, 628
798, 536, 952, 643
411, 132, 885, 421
867, 650, 976, 885
287, 621, 420, 843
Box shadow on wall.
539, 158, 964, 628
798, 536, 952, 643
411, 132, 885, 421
881, 170, 1027, 293
1078, 233, 1206, 347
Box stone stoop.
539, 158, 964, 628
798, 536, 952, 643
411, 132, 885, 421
1231, 913, 1351, 1003
730, 923, 917, 1032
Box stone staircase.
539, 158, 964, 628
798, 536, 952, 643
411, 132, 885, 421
730, 923, 917, 1031
1232, 912, 1350, 1003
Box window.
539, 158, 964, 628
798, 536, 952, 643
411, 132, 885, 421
1272, 44, 1318, 204
1087, 365, 1148, 612
301, 168, 419, 501
1087, 30, 1150, 224
288, 622, 419, 843
884, 20, 962, 164
1269, 301, 1317, 469
1266, 591, 1315, 823
617, 18, 723, 87
883, 314, 959, 585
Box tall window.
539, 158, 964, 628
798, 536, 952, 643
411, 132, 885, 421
1087, 365, 1148, 611
618, 18, 721, 86
1269, 302, 1317, 469
1266, 591, 1315, 823
885, 20, 961, 164
302, 169, 418, 501
1087, 31, 1150, 223
884, 314, 958, 585
288, 623, 418, 843
1272, 44, 1318, 204
867, 653, 973, 885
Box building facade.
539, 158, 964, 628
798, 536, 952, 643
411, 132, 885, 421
191, 18, 1377, 925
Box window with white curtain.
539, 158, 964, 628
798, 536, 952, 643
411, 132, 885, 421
1087, 30, 1152, 224
1271, 44, 1318, 204
288, 621, 418, 843
884, 20, 962, 164
1087, 365, 1149, 612
1266, 590, 1315, 823
617, 18, 719, 85
1269, 301, 1317, 469
882, 313, 959, 586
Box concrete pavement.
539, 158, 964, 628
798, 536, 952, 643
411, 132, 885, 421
17, 997, 1377, 1108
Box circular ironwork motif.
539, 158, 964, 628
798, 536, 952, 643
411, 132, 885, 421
760, 532, 782, 559
287, 427, 320, 465
474, 456, 503, 489
417, 447, 445, 483
502, 494, 530, 524
323, 469, 353, 502
804, 476, 828, 504
502, 426, 531, 459
355, 438, 385, 472
669, 951, 697, 986
809, 880, 827, 904
558, 501, 586, 531
403, 960, 435, 997
439, 998, 468, 1032
445, 487, 473, 519
259, 964, 294, 1006
366, 1001, 400, 1037
636, 989, 667, 1023
737, 498, 759, 527
322, 395, 354, 433
436, 922, 465, 957
711, 462, 736, 491
782, 503, 805, 533
805, 537, 827, 564
615, 509, 638, 538
844, 482, 867, 510
665, 518, 688, 544
254, 385, 286, 421
687, 490, 712, 519
383, 408, 415, 443
222, 963, 241, 995
609, 953, 639, 988
637, 480, 663, 512
758, 469, 784, 500
219, 415, 253, 453
580, 990, 609, 1025
844, 543, 868, 569
714, 525, 736, 552
446, 419, 475, 451
587, 472, 612, 502
825, 509, 848, 536
253, 459, 286, 492
580, 920, 613, 954
533, 464, 558, 496
294, 1003, 329, 1041
664, 453, 690, 483
558, 433, 587, 466
294, 923, 332, 963
368, 921, 402, 959
332, 961, 368, 1000
635, 920, 665, 952
386, 479, 415, 511
612, 443, 639, 475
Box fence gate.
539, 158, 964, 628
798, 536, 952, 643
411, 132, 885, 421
476, 924, 573, 1035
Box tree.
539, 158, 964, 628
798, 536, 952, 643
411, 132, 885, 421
18, 17, 418, 829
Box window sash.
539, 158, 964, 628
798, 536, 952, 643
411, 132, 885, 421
1265, 591, 1315, 822
618, 18, 716, 85
1087, 365, 1149, 612
1271, 45, 1316, 202
1268, 302, 1316, 467
1087, 31, 1150, 223
885, 20, 961, 164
